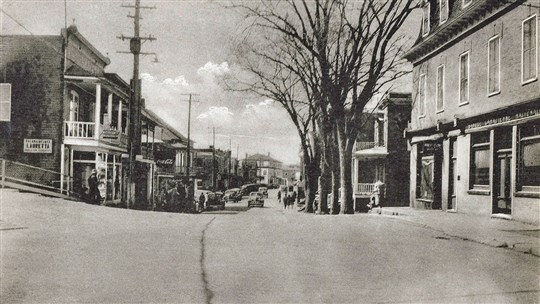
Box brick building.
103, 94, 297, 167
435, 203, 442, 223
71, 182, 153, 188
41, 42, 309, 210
0, 26, 132, 203
404, 0, 539, 224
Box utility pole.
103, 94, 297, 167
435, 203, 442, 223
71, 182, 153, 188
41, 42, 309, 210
212, 126, 216, 191
117, 0, 156, 209
179, 94, 199, 179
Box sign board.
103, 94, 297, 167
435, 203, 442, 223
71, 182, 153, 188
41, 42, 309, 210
100, 129, 121, 145
24, 139, 52, 153
155, 149, 176, 168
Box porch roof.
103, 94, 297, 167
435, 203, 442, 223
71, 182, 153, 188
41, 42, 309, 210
353, 147, 388, 160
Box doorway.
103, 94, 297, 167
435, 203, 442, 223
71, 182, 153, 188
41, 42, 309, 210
448, 138, 457, 210
493, 128, 512, 215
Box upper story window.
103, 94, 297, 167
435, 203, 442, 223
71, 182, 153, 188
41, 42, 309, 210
0, 84, 12, 122
488, 35, 501, 95
422, 2, 430, 37
418, 73, 427, 117
459, 51, 470, 105
439, 0, 448, 24
522, 15, 537, 84
463, 0, 472, 8
436, 65, 445, 112
69, 90, 80, 121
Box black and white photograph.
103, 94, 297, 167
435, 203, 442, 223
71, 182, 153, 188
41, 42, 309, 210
0, 0, 539, 303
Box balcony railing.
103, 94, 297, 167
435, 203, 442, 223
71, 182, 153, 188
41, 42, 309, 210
355, 141, 385, 151
356, 183, 376, 195
64, 121, 95, 138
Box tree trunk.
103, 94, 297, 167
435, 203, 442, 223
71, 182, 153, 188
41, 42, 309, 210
330, 129, 340, 214
337, 123, 354, 214
304, 161, 319, 213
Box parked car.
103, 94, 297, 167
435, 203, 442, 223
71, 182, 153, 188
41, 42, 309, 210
240, 183, 266, 197
201, 191, 225, 211
247, 191, 264, 208
223, 188, 241, 202
258, 186, 268, 198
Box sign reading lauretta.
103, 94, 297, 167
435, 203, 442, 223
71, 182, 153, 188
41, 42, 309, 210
24, 139, 52, 153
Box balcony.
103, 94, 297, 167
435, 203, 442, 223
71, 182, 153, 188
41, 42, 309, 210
64, 121, 95, 138
356, 183, 376, 196
64, 121, 128, 149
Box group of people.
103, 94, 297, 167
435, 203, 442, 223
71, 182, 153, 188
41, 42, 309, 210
278, 190, 297, 209
157, 181, 194, 213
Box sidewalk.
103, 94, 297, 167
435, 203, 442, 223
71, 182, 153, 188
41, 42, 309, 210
372, 207, 540, 257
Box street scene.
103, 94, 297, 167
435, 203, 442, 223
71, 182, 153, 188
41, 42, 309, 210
2, 188, 539, 303
1, 0, 540, 303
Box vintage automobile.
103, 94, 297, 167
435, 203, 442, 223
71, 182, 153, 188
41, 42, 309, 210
223, 188, 241, 203
247, 191, 264, 208
258, 186, 268, 198
199, 191, 225, 211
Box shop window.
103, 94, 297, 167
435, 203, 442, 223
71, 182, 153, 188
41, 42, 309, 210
418, 155, 434, 200
522, 15, 537, 84
470, 132, 490, 190
518, 123, 540, 193
0, 84, 11, 122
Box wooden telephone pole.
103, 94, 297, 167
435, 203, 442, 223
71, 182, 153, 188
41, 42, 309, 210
117, 0, 156, 208
180, 93, 199, 179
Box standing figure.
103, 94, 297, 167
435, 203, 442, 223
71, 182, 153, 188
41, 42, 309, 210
277, 190, 281, 204
199, 192, 206, 211
87, 169, 101, 204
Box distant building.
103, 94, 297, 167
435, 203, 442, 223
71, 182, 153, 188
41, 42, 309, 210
352, 92, 411, 211
404, 0, 539, 224
241, 153, 283, 185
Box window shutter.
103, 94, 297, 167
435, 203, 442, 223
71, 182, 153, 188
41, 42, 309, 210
0, 84, 12, 122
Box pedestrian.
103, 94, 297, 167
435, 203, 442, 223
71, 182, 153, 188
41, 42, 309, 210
177, 182, 187, 212
291, 191, 297, 207
199, 192, 206, 211
87, 169, 101, 205
277, 190, 281, 204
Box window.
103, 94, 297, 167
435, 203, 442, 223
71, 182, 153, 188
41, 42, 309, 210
518, 122, 540, 193
459, 51, 469, 105
69, 90, 80, 121
419, 155, 434, 200
522, 15, 537, 84
422, 2, 430, 37
488, 36, 501, 95
0, 83, 11, 122
463, 0, 472, 8
418, 73, 426, 117
470, 132, 490, 189
439, 0, 448, 24
436, 65, 445, 112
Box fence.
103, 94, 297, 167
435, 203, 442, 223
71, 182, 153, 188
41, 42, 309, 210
0, 159, 74, 199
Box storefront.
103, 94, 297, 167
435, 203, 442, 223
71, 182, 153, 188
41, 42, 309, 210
409, 105, 540, 225
66, 147, 123, 203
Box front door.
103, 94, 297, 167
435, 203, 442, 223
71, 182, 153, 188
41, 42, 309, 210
494, 151, 512, 214
448, 138, 457, 210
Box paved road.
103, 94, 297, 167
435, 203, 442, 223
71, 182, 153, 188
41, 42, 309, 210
1, 189, 538, 303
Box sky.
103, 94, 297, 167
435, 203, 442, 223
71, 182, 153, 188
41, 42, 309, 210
0, 0, 419, 165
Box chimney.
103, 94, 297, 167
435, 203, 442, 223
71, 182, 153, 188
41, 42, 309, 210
268, 152, 270, 157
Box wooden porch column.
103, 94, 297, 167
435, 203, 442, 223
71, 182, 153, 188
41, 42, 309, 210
107, 93, 113, 128
117, 100, 123, 131
94, 83, 102, 140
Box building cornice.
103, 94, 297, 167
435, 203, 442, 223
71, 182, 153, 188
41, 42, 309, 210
404, 0, 520, 64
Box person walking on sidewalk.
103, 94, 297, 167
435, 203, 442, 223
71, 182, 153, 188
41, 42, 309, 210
87, 169, 101, 205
